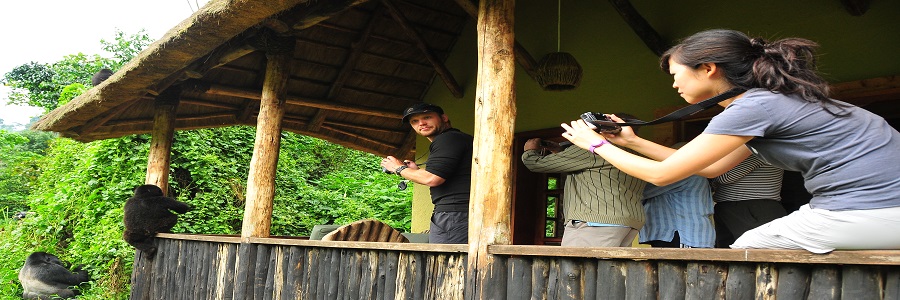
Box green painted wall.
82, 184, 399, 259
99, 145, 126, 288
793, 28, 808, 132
410, 0, 900, 233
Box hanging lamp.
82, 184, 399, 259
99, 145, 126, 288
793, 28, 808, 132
535, 0, 583, 91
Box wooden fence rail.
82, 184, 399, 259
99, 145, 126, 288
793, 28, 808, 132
130, 234, 900, 300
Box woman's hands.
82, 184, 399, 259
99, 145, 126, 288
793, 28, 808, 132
560, 114, 639, 151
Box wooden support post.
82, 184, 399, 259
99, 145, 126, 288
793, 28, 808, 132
145, 87, 180, 194
466, 0, 515, 299
241, 34, 294, 241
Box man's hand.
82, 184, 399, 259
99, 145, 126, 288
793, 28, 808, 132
524, 138, 542, 151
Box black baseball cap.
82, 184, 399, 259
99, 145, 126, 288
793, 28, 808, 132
401, 103, 444, 124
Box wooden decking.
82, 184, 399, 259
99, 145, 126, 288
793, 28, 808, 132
130, 233, 900, 299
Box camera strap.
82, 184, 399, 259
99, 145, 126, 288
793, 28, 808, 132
600, 88, 747, 127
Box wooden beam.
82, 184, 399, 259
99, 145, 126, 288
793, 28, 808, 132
145, 87, 180, 194
452, 0, 540, 80
328, 5, 383, 100
382, 0, 464, 98
204, 83, 403, 119
76, 99, 141, 136
608, 0, 669, 56
306, 5, 386, 132
285, 0, 371, 30
467, 0, 516, 299
241, 47, 294, 241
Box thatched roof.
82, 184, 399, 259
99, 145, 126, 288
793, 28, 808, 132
32, 0, 470, 158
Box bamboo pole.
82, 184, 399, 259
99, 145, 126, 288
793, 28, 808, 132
145, 87, 180, 194
240, 47, 293, 241
466, 0, 516, 299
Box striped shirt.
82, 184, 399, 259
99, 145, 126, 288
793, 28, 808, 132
711, 154, 783, 202
521, 146, 646, 229
639, 175, 715, 248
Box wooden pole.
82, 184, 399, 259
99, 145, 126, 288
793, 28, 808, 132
145, 87, 180, 195
240, 41, 294, 241
466, 0, 515, 299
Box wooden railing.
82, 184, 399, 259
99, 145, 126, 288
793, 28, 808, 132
131, 234, 900, 300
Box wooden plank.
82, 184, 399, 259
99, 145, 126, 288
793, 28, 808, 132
547, 259, 561, 299
327, 248, 343, 299
507, 256, 532, 299
196, 242, 210, 299
685, 262, 726, 299
558, 258, 584, 300
885, 267, 900, 300
724, 263, 755, 300
581, 259, 597, 299
281, 246, 303, 300
381, 251, 400, 300
303, 247, 321, 300
625, 261, 657, 300
841, 265, 883, 300
657, 261, 685, 300
130, 248, 151, 299
357, 250, 377, 300
232, 242, 258, 298
256, 245, 275, 299
774, 264, 810, 300
530, 258, 550, 299
755, 263, 777, 300
488, 245, 900, 266
596, 260, 627, 300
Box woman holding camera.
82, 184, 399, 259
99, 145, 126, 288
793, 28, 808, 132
561, 29, 900, 253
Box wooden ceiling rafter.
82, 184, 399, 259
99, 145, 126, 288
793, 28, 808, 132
327, 5, 384, 100
324, 121, 408, 135
608, 0, 669, 57
204, 83, 403, 119
75, 100, 142, 137
106, 111, 238, 127
397, 131, 418, 159
382, 0, 464, 98
307, 5, 386, 132
282, 0, 371, 31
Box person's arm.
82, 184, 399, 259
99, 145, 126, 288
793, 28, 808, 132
714, 155, 764, 185
522, 139, 597, 173
381, 156, 446, 187
561, 119, 751, 186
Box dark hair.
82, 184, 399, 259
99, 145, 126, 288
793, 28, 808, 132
660, 29, 847, 113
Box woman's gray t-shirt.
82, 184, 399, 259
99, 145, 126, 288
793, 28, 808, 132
704, 89, 900, 211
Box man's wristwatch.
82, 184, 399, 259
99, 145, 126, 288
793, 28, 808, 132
394, 165, 408, 175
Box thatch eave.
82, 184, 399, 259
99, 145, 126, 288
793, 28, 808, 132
31, 0, 313, 136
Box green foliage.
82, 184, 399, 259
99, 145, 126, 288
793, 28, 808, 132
0, 128, 413, 299
1, 30, 150, 112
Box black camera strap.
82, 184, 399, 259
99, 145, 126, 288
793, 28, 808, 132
599, 88, 747, 127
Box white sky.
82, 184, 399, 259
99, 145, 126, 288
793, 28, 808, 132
0, 0, 211, 129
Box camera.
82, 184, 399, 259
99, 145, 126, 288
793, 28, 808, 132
382, 167, 393, 174
580, 112, 622, 134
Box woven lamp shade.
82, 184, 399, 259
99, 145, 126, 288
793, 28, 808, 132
535, 52, 583, 91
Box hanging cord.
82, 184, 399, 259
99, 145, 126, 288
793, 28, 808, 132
556, 0, 561, 52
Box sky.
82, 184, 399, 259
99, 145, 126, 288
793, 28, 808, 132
0, 0, 210, 130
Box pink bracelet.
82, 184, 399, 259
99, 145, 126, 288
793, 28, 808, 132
588, 139, 609, 154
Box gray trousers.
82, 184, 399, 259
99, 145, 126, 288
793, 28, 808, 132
429, 211, 468, 244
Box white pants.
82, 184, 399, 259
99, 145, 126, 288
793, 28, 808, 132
731, 204, 900, 253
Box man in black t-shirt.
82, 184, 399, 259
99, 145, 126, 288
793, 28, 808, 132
381, 103, 473, 244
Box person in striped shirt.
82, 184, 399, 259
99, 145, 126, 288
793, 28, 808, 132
522, 138, 647, 247
711, 154, 787, 248
639, 174, 716, 248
